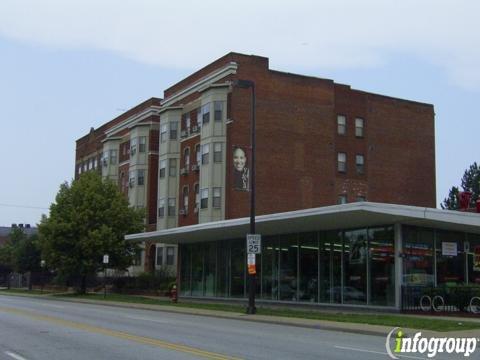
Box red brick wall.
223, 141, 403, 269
118, 163, 129, 196
365, 94, 436, 207
147, 154, 158, 229
178, 135, 201, 227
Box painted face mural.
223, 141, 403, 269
233, 147, 249, 191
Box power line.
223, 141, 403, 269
0, 203, 49, 210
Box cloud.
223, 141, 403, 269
0, 0, 479, 89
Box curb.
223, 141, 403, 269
0, 292, 474, 337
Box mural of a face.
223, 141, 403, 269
233, 147, 247, 171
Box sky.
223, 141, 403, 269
0, 0, 479, 226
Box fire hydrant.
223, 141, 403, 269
170, 284, 178, 303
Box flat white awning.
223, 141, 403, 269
125, 202, 480, 244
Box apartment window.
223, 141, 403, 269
337, 195, 348, 204
168, 198, 176, 216
102, 154, 108, 167
202, 103, 210, 124
139, 137, 147, 152
132, 249, 142, 266
170, 121, 178, 140
130, 138, 137, 155
213, 187, 221, 208
337, 115, 346, 135
200, 188, 208, 209
159, 159, 166, 178
213, 143, 222, 163
355, 118, 364, 138
122, 143, 128, 156
185, 113, 191, 131
202, 144, 209, 165
93, 158, 98, 169
183, 186, 189, 211
137, 169, 145, 186
158, 198, 165, 217
110, 150, 117, 165
194, 183, 200, 210
214, 101, 223, 121
129, 170, 135, 187
195, 144, 201, 164
160, 123, 168, 143
82, 162, 87, 172
184, 147, 190, 168
337, 152, 347, 173
166, 247, 175, 266
156, 246, 163, 266
356, 154, 365, 174
168, 158, 177, 177
88, 158, 93, 170
197, 108, 202, 127
356, 196, 366, 202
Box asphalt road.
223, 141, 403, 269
0, 295, 469, 360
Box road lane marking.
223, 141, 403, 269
124, 315, 171, 324
334, 345, 427, 360
39, 303, 65, 309
5, 351, 27, 360
0, 306, 240, 360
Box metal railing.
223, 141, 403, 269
402, 285, 480, 316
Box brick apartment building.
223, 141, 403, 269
76, 53, 443, 295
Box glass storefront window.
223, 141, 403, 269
191, 244, 204, 296
436, 231, 465, 286
403, 227, 434, 286
299, 233, 318, 302
279, 235, 298, 301
230, 239, 245, 297
467, 233, 480, 285
319, 231, 334, 303
180, 244, 191, 296
343, 229, 367, 304
369, 227, 395, 306
261, 236, 278, 300
216, 241, 229, 297
204, 242, 216, 296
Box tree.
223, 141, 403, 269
13, 233, 41, 274
0, 227, 27, 277
38, 171, 144, 293
441, 162, 480, 210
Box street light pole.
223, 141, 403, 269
233, 79, 257, 315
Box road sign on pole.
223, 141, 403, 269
246, 234, 261, 254
247, 253, 256, 275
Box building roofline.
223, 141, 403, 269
75, 97, 162, 144
126, 202, 480, 244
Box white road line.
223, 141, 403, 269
5, 351, 27, 360
123, 315, 171, 324
334, 345, 427, 360
39, 303, 65, 309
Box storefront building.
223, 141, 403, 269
127, 202, 480, 309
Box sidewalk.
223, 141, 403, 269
2, 291, 480, 338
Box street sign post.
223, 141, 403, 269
103, 254, 109, 298
246, 234, 261, 254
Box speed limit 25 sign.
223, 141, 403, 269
246, 234, 261, 254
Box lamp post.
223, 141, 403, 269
103, 254, 109, 299
40, 260, 46, 294
233, 79, 257, 314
